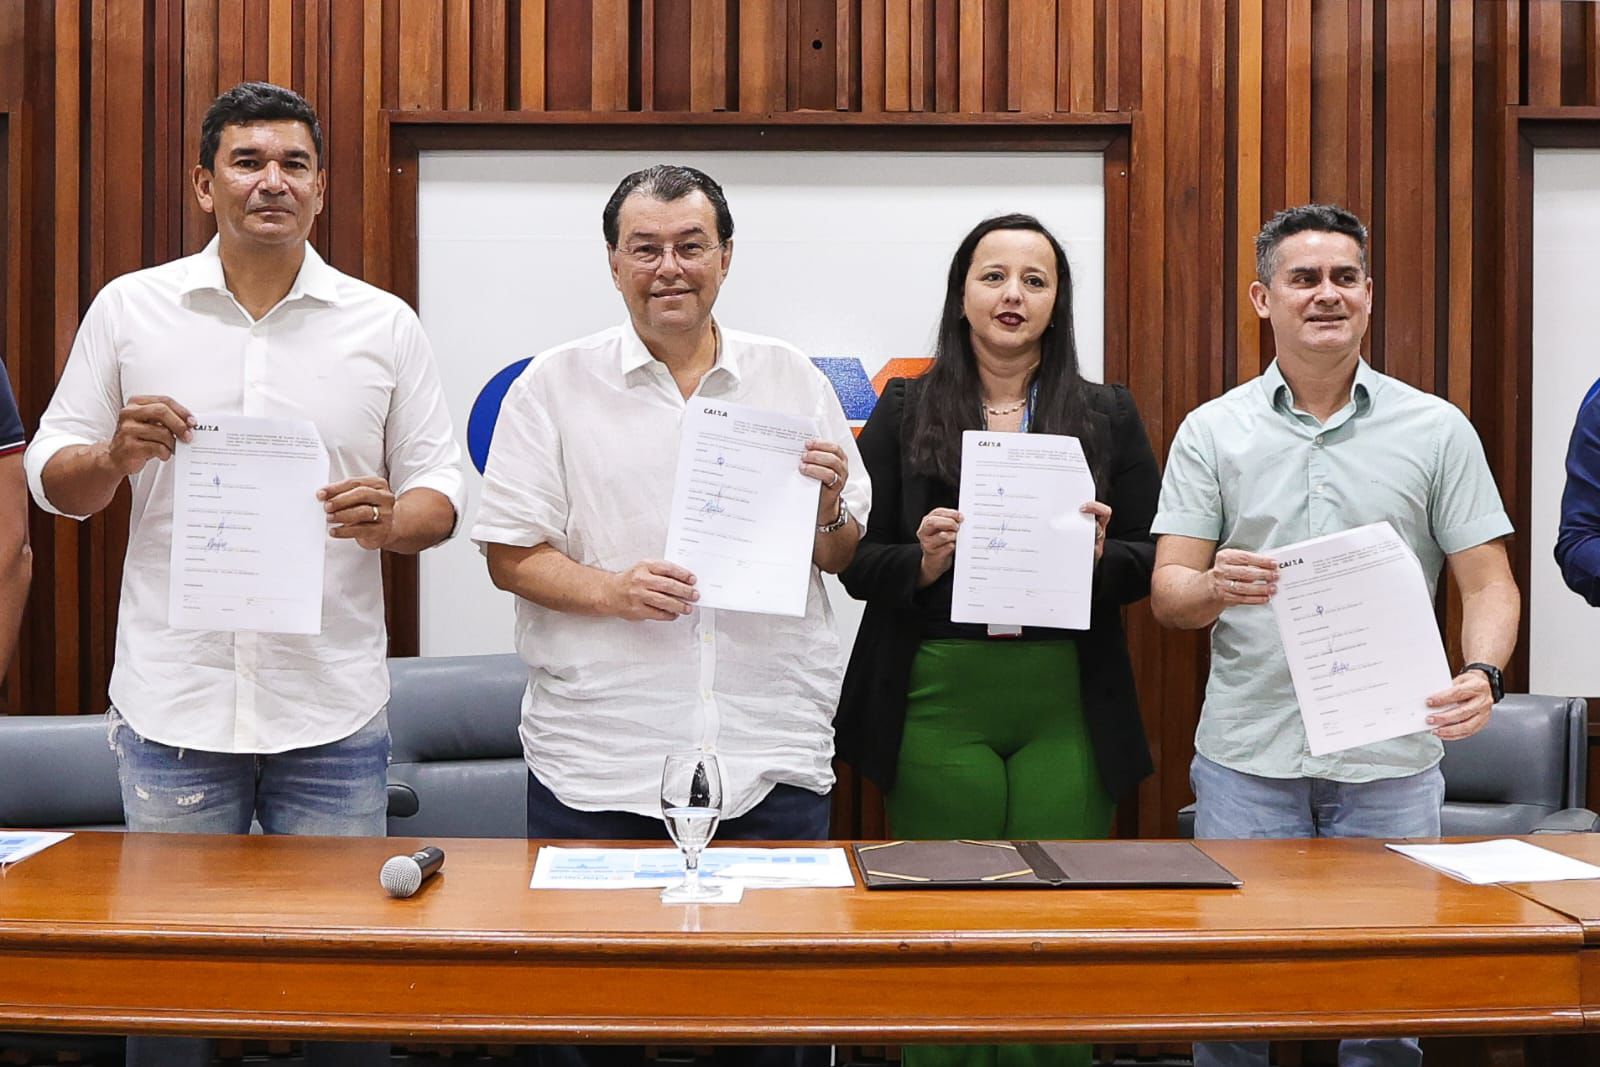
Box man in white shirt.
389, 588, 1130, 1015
473, 165, 867, 1067
25, 83, 462, 1067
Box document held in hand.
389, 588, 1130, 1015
168, 414, 329, 635
1265, 521, 1452, 756
663, 399, 821, 617
950, 431, 1097, 630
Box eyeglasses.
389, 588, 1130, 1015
613, 240, 723, 269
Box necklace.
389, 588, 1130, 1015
983, 397, 1027, 417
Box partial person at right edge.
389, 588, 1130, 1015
1150, 203, 1520, 1067
1555, 378, 1600, 604
835, 213, 1159, 1067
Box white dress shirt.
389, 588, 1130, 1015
25, 237, 464, 753
472, 321, 871, 819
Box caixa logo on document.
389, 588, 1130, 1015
465, 355, 933, 474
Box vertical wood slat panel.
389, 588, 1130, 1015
957, 0, 981, 112
182, 1, 217, 248
472, 0, 508, 110
933, 0, 957, 112
361, 0, 385, 283
689, 0, 721, 111
1007, 0, 1053, 112
1234, 0, 1263, 384
153, 0, 181, 263
399, 0, 445, 110
519, 0, 546, 109
545, 0, 593, 110
1060, 0, 1092, 112
860, 0, 885, 110
908, 0, 927, 111
1588, 2, 1600, 107
1446, 0, 1472, 412
1282, 0, 1310, 205
267, 0, 292, 85
1527, 0, 1562, 107
837, 0, 855, 109
1381, 0, 1435, 392
739, 0, 783, 111
1309, 0, 1348, 205
51, 0, 84, 714
592, 0, 629, 111
444, 0, 470, 111
883, 0, 909, 110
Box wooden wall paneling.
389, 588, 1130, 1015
592, 0, 630, 111
933, 0, 956, 112
215, 0, 243, 92
545, 0, 594, 110
1233, 0, 1262, 385
361, 1, 387, 285
1059, 0, 1092, 113
267, 0, 292, 86
518, 0, 546, 109
1445, 0, 1473, 413
1006, 0, 1052, 112
325, 0, 363, 270
182, 0, 217, 253
1352, 0, 1374, 238
687, 0, 720, 111
1381, 0, 1437, 393
1309, 0, 1349, 205
837, 0, 856, 110
651, 0, 690, 111
908, 0, 927, 112
242, 0, 268, 80
794, 0, 839, 111
302, 0, 321, 114
443, 0, 471, 111
739, 0, 785, 110
1527, 0, 1562, 108
1200, 0, 1224, 407
860, 0, 884, 110
471, 0, 508, 110
883, 0, 909, 110
957, 0, 980, 112
642, 0, 659, 110
153, 0, 181, 264
1588, 3, 1600, 107
399, 0, 446, 111
981, 0, 1005, 110
1282, 0, 1310, 205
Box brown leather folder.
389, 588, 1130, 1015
852, 839, 1242, 889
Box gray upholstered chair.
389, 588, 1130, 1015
0, 714, 124, 830
1176, 694, 1590, 838
384, 652, 529, 839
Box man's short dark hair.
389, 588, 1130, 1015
199, 82, 323, 172
601, 165, 734, 246
1254, 203, 1368, 283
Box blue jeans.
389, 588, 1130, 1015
528, 771, 831, 1067
1190, 753, 1443, 1067
110, 707, 392, 1067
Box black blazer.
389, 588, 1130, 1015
835, 376, 1159, 801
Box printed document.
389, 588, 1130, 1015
1388, 839, 1600, 885
168, 415, 329, 635
0, 831, 71, 867
664, 399, 820, 617
530, 846, 856, 890
951, 431, 1097, 629
1266, 521, 1451, 756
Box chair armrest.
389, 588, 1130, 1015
1531, 807, 1600, 834
386, 782, 419, 818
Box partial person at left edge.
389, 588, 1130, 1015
0, 367, 31, 674
22, 82, 463, 1067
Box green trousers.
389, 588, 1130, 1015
887, 640, 1114, 1067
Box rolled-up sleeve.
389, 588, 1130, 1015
471, 360, 569, 551
25, 287, 126, 520
384, 310, 465, 535
1557, 389, 1600, 605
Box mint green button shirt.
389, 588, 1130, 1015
1152, 359, 1513, 782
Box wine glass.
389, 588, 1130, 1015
660, 751, 723, 903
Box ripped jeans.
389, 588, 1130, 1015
107, 708, 392, 1067
107, 707, 390, 836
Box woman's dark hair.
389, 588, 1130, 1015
907, 213, 1104, 487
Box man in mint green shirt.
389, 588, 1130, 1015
1150, 204, 1520, 1067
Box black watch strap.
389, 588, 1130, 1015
1464, 662, 1504, 703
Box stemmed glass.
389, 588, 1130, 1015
660, 751, 723, 903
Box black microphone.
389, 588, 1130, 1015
380, 845, 445, 898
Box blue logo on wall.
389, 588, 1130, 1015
468, 358, 533, 473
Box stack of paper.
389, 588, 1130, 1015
1387, 839, 1600, 884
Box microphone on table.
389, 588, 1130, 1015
380, 845, 445, 898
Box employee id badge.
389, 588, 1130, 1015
986, 624, 1023, 638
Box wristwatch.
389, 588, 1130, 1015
1463, 662, 1504, 703
817, 499, 852, 535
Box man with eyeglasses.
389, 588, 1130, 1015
472, 164, 867, 1067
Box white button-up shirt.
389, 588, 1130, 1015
25, 238, 464, 753
472, 321, 871, 818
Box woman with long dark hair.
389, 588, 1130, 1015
836, 214, 1159, 1067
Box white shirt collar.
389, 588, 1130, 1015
618, 317, 740, 385
179, 236, 344, 308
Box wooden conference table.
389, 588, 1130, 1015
0, 832, 1595, 1043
